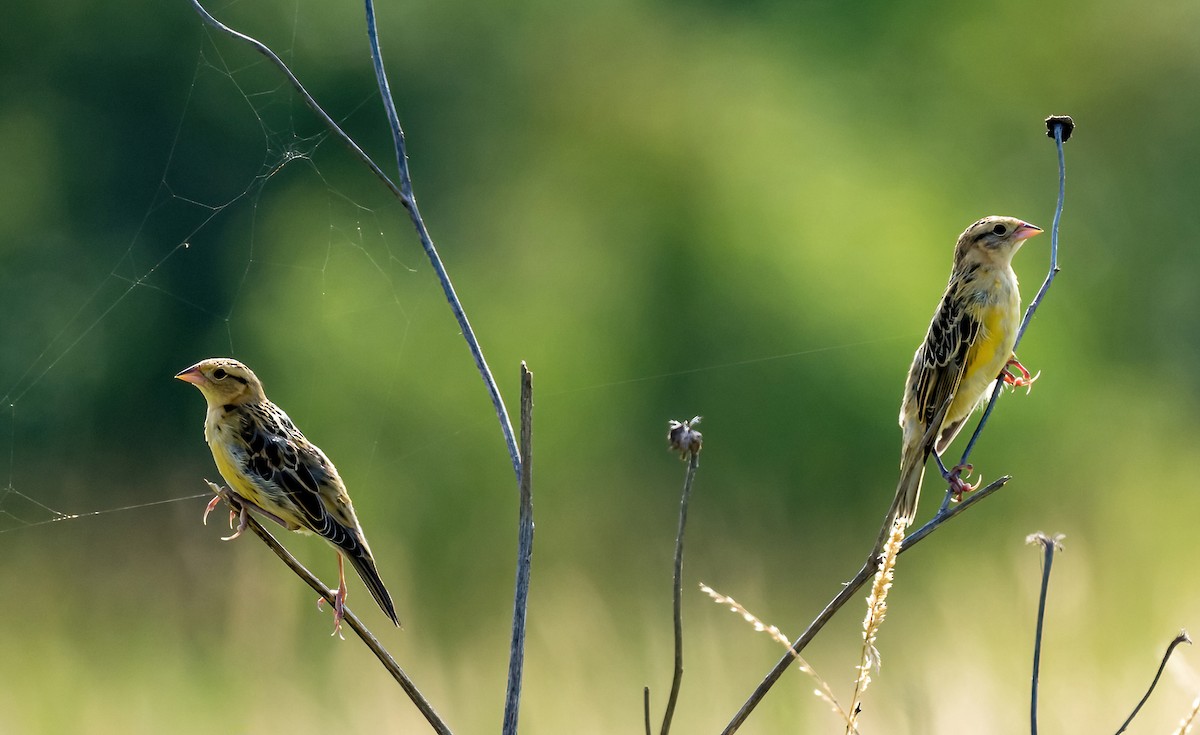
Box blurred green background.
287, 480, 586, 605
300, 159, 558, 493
3, 0, 1199, 732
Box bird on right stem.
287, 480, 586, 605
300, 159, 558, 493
890, 215, 1043, 529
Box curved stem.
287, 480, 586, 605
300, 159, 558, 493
660, 450, 700, 735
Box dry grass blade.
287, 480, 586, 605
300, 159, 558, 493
700, 583, 852, 729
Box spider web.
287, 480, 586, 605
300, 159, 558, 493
0, 16, 436, 536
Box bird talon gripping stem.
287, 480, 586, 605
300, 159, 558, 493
1003, 357, 1039, 392
947, 463, 978, 502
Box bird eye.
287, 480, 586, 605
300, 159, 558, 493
991, 224, 1007, 235
213, 368, 228, 380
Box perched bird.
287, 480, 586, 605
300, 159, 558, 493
176, 357, 399, 633
890, 216, 1043, 529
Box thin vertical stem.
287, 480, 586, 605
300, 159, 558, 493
660, 449, 700, 735
644, 688, 653, 735
503, 364, 536, 734
1028, 533, 1061, 735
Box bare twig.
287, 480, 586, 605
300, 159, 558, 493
503, 364, 536, 734
1114, 630, 1192, 734
659, 418, 702, 735
205, 485, 452, 734
1026, 532, 1064, 735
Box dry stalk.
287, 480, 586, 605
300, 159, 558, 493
846, 517, 904, 733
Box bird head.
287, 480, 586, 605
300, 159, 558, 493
954, 216, 1042, 266
175, 358, 266, 406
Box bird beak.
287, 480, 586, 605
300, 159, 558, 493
1014, 222, 1043, 241
175, 364, 206, 385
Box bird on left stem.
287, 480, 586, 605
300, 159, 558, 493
176, 357, 400, 635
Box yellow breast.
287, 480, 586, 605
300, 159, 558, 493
204, 409, 271, 510
947, 270, 1020, 424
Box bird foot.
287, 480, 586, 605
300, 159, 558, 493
201, 481, 249, 541
316, 577, 349, 640
945, 463, 978, 502
1003, 357, 1039, 393
221, 505, 249, 541
202, 494, 222, 525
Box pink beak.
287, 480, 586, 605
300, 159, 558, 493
1014, 222, 1043, 241
175, 364, 206, 385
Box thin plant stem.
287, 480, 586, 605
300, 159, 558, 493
644, 688, 653, 735
1114, 631, 1192, 734
661, 451, 700, 734
211, 488, 453, 734
361, 0, 521, 485
657, 420, 700, 735
503, 364, 536, 735
1027, 532, 1063, 735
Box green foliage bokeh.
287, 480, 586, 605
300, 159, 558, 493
3, 0, 1199, 732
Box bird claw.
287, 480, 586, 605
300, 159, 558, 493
317, 581, 349, 639
202, 494, 222, 526
946, 463, 979, 502
1003, 357, 1039, 393
220, 505, 249, 541
202, 481, 248, 541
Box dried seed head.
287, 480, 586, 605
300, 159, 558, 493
1045, 115, 1075, 142
667, 416, 703, 459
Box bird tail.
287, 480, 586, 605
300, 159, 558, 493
345, 548, 401, 627
890, 440, 928, 529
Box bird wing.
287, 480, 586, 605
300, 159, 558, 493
220, 401, 399, 626
237, 404, 369, 557
910, 282, 981, 440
